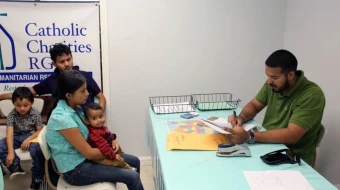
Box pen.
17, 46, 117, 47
233, 111, 238, 125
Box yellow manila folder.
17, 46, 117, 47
166, 132, 228, 151
29, 137, 39, 143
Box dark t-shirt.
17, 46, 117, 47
32, 66, 101, 108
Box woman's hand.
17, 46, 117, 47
111, 140, 120, 154
6, 152, 15, 167
20, 139, 30, 151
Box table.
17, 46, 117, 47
0, 165, 3, 190
147, 108, 337, 190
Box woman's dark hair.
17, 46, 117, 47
56, 70, 86, 101
47, 70, 86, 121
49, 43, 72, 62
265, 49, 298, 73
12, 87, 34, 104
84, 103, 103, 119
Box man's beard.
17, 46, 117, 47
271, 78, 290, 93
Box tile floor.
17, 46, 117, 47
3, 161, 155, 190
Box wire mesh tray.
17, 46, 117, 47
149, 95, 195, 114
192, 93, 240, 111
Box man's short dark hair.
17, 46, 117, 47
265, 49, 298, 73
12, 87, 34, 104
85, 103, 103, 118
49, 43, 72, 62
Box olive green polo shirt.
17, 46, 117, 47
255, 70, 325, 166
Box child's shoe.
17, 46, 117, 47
8, 164, 26, 180
29, 177, 43, 190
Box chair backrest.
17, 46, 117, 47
316, 124, 327, 147
0, 98, 44, 117
38, 126, 51, 160
0, 100, 13, 116
33, 98, 44, 113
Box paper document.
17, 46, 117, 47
199, 117, 261, 134
166, 132, 228, 150
199, 118, 230, 134
152, 102, 195, 114
30, 137, 39, 143
243, 170, 314, 190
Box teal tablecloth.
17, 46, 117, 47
147, 107, 336, 190
0, 166, 3, 190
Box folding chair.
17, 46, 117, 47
38, 125, 116, 190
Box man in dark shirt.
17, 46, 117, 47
0, 43, 106, 110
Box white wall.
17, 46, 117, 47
106, 0, 286, 156
283, 0, 340, 186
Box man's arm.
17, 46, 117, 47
0, 93, 12, 101
229, 98, 266, 126
96, 92, 106, 111
240, 98, 266, 122
255, 89, 325, 144
226, 122, 307, 144
0, 88, 37, 101
254, 123, 306, 144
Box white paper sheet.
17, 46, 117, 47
199, 118, 230, 134
198, 117, 258, 134
243, 170, 314, 190
213, 117, 258, 131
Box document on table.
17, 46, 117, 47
199, 117, 261, 134
30, 137, 39, 143
243, 170, 314, 190
166, 132, 228, 151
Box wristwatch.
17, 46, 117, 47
246, 130, 256, 144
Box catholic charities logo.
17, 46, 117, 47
0, 13, 17, 70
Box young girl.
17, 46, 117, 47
46, 70, 144, 190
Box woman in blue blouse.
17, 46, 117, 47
46, 70, 144, 190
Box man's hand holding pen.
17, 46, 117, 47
228, 111, 245, 128
225, 111, 250, 144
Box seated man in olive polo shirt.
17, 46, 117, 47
225, 49, 325, 166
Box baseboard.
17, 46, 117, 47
138, 156, 152, 166
335, 184, 340, 189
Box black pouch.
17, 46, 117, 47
260, 149, 301, 165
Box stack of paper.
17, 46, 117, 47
199, 117, 261, 134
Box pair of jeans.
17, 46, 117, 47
0, 133, 45, 179
63, 154, 144, 190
